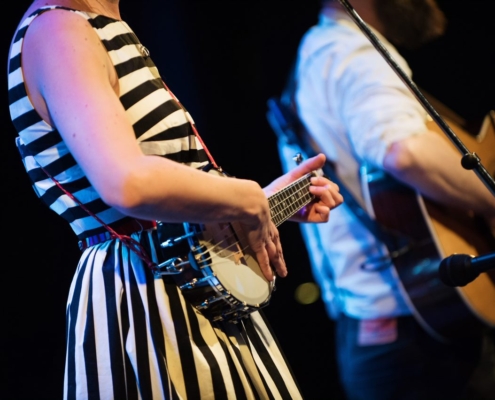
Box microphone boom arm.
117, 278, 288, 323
337, 0, 495, 196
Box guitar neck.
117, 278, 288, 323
268, 172, 315, 227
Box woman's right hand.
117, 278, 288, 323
241, 214, 286, 282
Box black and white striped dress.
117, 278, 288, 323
8, 6, 302, 399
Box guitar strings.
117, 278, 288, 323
187, 175, 316, 268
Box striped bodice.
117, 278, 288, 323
8, 6, 209, 240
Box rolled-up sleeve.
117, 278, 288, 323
331, 33, 429, 167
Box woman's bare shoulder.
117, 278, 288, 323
21, 4, 114, 126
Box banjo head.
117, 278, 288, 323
189, 221, 273, 306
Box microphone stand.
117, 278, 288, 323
337, 0, 495, 196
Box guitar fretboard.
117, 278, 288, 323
268, 172, 315, 227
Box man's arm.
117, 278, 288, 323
328, 35, 495, 219
383, 131, 495, 218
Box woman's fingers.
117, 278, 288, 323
242, 222, 286, 281
310, 177, 342, 205
265, 223, 286, 278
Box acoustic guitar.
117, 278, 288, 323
362, 109, 495, 342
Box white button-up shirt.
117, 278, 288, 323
278, 7, 429, 319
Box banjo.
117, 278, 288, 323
154, 167, 318, 323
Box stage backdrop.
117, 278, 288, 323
2, 1, 494, 399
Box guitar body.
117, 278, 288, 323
363, 112, 495, 341
156, 167, 315, 323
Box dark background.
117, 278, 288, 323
2, 1, 494, 399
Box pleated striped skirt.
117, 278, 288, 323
63, 227, 302, 399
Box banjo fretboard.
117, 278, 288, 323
268, 172, 315, 227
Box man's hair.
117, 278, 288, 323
321, 0, 446, 50
376, 0, 446, 49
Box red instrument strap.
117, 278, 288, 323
39, 165, 158, 272
36, 80, 218, 272
161, 80, 219, 170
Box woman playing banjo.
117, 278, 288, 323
7, 0, 343, 398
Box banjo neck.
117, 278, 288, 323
268, 172, 315, 227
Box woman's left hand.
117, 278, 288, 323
264, 153, 343, 223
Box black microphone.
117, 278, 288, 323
438, 252, 495, 287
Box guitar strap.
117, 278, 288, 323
267, 63, 414, 263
